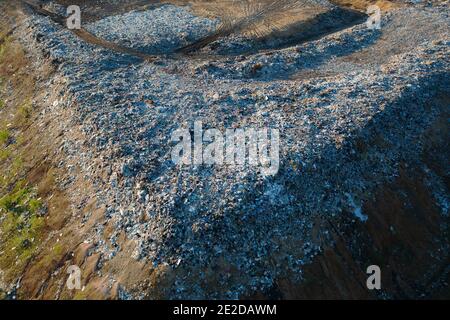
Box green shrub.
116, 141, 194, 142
0, 128, 9, 145
0, 182, 44, 280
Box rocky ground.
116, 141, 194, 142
0, 0, 449, 299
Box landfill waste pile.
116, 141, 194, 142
0, 0, 448, 299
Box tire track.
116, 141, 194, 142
19, 0, 158, 62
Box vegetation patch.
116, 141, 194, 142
14, 99, 33, 127
0, 128, 9, 145
0, 30, 48, 289
0, 21, 73, 299
0, 180, 44, 282
0, 37, 7, 60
